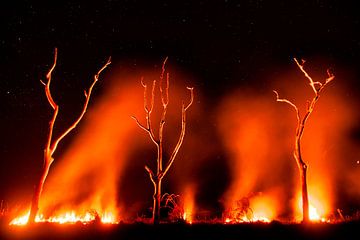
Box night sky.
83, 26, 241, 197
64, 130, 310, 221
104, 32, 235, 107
1, 0, 360, 214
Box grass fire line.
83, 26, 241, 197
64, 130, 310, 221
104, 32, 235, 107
7, 54, 358, 227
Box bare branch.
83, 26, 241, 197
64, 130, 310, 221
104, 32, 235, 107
185, 87, 194, 111
50, 57, 111, 155
160, 57, 168, 80
145, 165, 155, 178
43, 48, 60, 155
145, 165, 156, 186
160, 57, 169, 107
132, 116, 149, 132
29, 49, 108, 223
273, 90, 300, 122
163, 86, 194, 177
146, 80, 156, 132
275, 58, 335, 223
43, 48, 58, 110
142, 79, 156, 114
133, 58, 194, 224
133, 79, 158, 145
159, 73, 169, 143
326, 69, 335, 84
294, 58, 317, 94
132, 115, 159, 146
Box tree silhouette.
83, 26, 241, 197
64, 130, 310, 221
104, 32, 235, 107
28, 48, 111, 223
132, 58, 194, 224
274, 58, 334, 223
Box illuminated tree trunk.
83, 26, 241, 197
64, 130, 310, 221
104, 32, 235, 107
295, 137, 309, 223
29, 153, 51, 222
300, 165, 309, 222
274, 58, 334, 224
133, 58, 194, 224
28, 48, 110, 223
153, 178, 162, 224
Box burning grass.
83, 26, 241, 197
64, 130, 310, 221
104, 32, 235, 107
3, 57, 360, 233
9, 209, 118, 225
3, 220, 360, 240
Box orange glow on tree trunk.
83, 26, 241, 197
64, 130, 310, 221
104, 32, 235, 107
132, 58, 194, 224
28, 48, 111, 224
274, 58, 334, 223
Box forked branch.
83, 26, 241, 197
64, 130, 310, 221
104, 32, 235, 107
132, 57, 194, 224
274, 58, 334, 223
49, 56, 111, 156
28, 48, 110, 223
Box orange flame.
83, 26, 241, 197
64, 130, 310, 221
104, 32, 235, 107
9, 62, 200, 224
217, 65, 357, 222
294, 191, 330, 222
182, 185, 196, 224
10, 210, 117, 225
224, 190, 279, 223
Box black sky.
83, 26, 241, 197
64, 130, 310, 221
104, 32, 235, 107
1, 0, 360, 210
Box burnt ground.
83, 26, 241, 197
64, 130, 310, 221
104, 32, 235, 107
1, 221, 360, 240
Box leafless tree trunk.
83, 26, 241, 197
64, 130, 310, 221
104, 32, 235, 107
132, 58, 194, 224
274, 58, 334, 223
28, 48, 111, 223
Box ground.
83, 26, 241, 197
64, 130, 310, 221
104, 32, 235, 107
1, 221, 359, 240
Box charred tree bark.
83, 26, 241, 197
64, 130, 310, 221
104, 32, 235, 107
133, 58, 194, 224
274, 58, 334, 224
28, 48, 110, 223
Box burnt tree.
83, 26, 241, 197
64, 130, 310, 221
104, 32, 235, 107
28, 48, 111, 223
274, 58, 334, 223
132, 58, 194, 224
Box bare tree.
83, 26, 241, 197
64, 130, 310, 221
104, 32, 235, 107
274, 58, 334, 223
132, 58, 194, 224
28, 48, 111, 223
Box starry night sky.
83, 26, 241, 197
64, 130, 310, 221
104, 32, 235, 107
1, 0, 360, 208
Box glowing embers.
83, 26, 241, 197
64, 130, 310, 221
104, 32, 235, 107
224, 193, 276, 223
10, 210, 118, 225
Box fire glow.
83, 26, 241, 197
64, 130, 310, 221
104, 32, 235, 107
6, 59, 360, 226
295, 192, 329, 222
10, 210, 117, 225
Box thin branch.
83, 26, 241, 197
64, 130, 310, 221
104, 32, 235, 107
132, 116, 150, 132
145, 165, 156, 186
132, 79, 159, 146
140, 79, 157, 142
160, 57, 169, 107
159, 73, 169, 144
43, 48, 58, 110
146, 80, 156, 137
42, 48, 59, 157
273, 90, 300, 124
326, 69, 335, 84
185, 87, 194, 111
294, 58, 318, 94
132, 116, 159, 146
163, 87, 194, 177
294, 58, 335, 95
145, 165, 155, 178
50, 57, 111, 155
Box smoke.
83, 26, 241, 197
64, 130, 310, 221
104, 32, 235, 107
31, 59, 360, 221
217, 64, 359, 219
39, 61, 208, 220
39, 70, 144, 219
